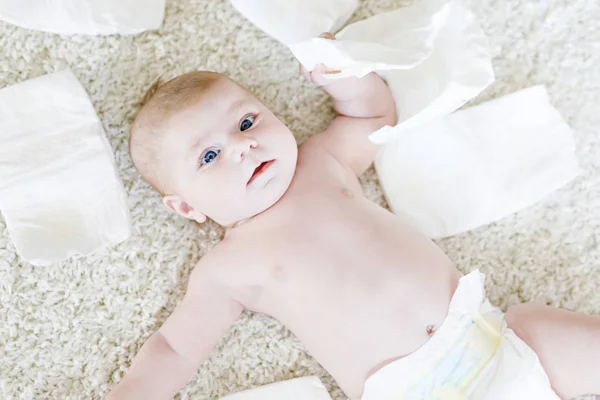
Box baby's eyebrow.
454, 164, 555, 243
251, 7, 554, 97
228, 99, 249, 116
188, 134, 208, 158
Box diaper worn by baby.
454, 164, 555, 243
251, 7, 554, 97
219, 376, 332, 399
362, 270, 560, 400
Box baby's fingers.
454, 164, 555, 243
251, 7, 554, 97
309, 64, 341, 86
299, 63, 338, 86
299, 32, 338, 85
299, 63, 312, 81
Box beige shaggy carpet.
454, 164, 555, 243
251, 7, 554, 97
1, 0, 599, 399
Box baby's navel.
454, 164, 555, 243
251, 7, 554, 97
426, 324, 437, 336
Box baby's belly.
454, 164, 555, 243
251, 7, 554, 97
241, 195, 462, 398
255, 261, 461, 399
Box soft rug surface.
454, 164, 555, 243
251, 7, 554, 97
0, 0, 599, 399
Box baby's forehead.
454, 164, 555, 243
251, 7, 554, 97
163, 83, 256, 132
183, 81, 257, 117
209, 79, 257, 108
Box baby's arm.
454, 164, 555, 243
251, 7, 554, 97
301, 33, 397, 175
107, 263, 243, 399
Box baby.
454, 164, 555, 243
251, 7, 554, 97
109, 33, 600, 400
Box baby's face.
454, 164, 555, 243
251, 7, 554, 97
158, 78, 298, 226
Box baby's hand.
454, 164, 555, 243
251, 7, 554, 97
299, 32, 341, 86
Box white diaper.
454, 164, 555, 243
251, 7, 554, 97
374, 85, 580, 238
219, 376, 332, 399
287, 0, 494, 139
0, 70, 131, 266
230, 0, 358, 46
0, 0, 165, 35
362, 270, 560, 400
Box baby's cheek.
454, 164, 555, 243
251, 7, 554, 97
209, 169, 244, 201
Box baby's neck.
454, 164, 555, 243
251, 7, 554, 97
224, 193, 289, 232
223, 214, 258, 235
229, 218, 250, 229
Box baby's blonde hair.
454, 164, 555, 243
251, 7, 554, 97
129, 71, 223, 194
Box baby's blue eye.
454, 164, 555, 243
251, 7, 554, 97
240, 115, 255, 131
200, 149, 220, 166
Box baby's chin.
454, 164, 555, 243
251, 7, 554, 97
236, 169, 295, 223
247, 183, 290, 217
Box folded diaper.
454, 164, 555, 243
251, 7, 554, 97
375, 86, 580, 238
0, 69, 131, 266
0, 0, 165, 35
219, 376, 332, 400
230, 0, 358, 46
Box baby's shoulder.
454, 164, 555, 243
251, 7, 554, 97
191, 242, 237, 277
297, 133, 356, 177
188, 239, 272, 307
188, 238, 262, 290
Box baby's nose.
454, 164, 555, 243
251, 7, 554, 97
232, 135, 258, 162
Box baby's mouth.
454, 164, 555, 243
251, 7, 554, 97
247, 160, 274, 185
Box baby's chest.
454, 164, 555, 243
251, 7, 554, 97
236, 159, 393, 303
239, 217, 407, 315
277, 184, 369, 247
255, 200, 383, 287
283, 159, 365, 225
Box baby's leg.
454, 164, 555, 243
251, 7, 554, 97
506, 303, 600, 399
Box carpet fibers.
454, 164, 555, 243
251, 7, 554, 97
0, 0, 599, 399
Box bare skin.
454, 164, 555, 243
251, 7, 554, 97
211, 143, 461, 398
110, 34, 600, 400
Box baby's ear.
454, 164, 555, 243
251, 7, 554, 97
162, 195, 207, 223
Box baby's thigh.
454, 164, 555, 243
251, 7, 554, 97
506, 303, 600, 399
